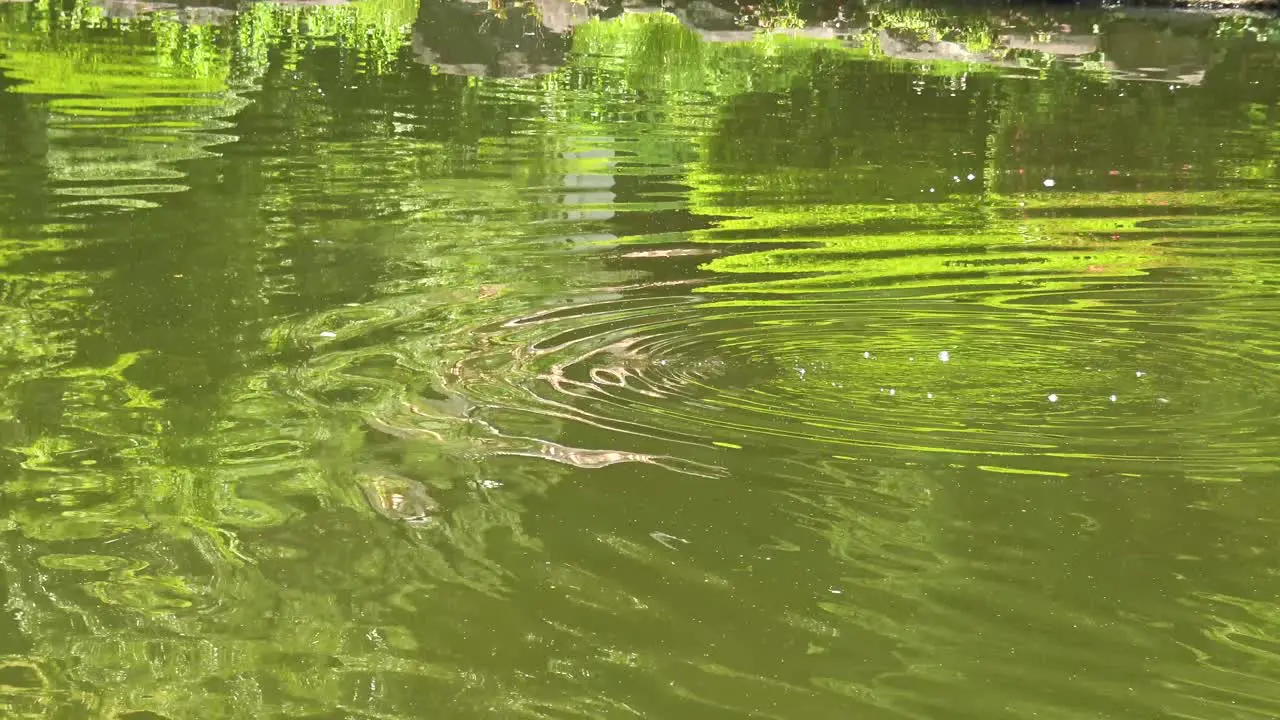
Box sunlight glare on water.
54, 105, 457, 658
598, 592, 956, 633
1, 0, 1280, 718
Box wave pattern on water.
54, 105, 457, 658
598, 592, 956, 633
2, 6, 1280, 719
0, 20, 245, 215
392, 188, 1280, 484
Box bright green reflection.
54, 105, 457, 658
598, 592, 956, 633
1, 1, 1280, 719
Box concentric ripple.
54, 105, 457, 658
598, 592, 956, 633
407, 190, 1280, 482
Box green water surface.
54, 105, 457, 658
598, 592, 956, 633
2, 0, 1280, 717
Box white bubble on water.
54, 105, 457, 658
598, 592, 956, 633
319, 331, 337, 338
1043, 178, 1056, 188
938, 350, 950, 363
1109, 394, 1118, 402
1047, 393, 1059, 403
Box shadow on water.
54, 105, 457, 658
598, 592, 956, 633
0, 0, 1279, 717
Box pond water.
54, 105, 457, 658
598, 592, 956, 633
2, 0, 1280, 717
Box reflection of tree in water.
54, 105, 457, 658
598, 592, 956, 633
0, 1, 1278, 716
0, 9, 656, 715
412, 0, 593, 78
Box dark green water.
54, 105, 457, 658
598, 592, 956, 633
2, 0, 1280, 717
